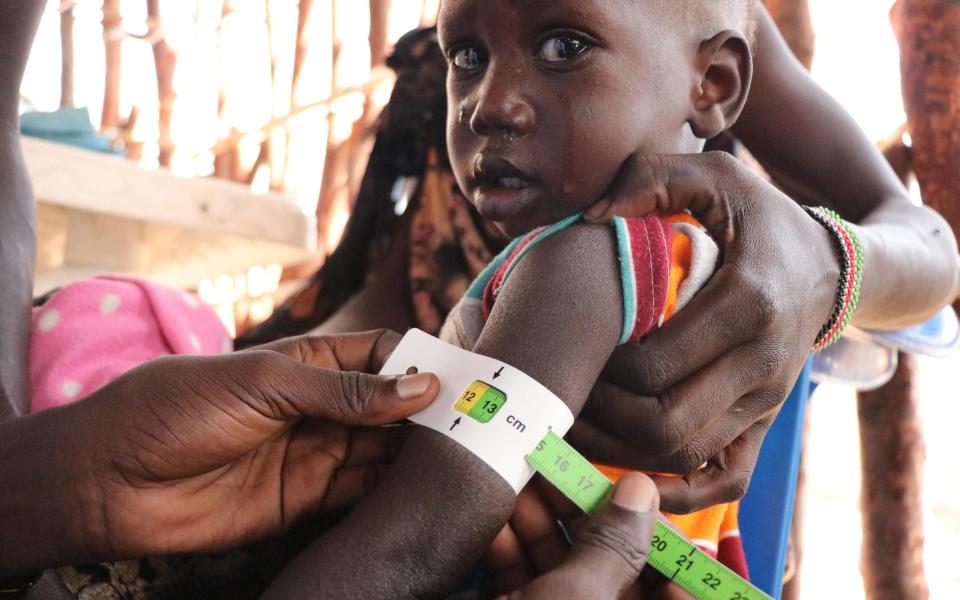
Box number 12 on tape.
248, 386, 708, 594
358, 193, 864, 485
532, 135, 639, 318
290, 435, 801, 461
525, 431, 772, 600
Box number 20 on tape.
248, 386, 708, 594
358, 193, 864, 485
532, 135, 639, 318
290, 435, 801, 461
454, 381, 506, 424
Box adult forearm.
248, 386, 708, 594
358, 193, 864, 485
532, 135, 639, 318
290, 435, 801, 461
0, 0, 45, 421
738, 6, 959, 328
0, 408, 96, 577
851, 198, 960, 329
736, 7, 908, 221
0, 132, 36, 421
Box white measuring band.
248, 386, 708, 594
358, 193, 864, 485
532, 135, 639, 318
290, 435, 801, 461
379, 329, 574, 493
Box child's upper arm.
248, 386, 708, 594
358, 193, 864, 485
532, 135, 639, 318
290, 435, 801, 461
474, 223, 624, 412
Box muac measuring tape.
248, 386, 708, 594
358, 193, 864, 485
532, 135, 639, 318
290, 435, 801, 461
381, 329, 771, 600
527, 431, 771, 600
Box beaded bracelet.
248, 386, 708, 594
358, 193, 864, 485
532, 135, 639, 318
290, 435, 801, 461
801, 206, 863, 352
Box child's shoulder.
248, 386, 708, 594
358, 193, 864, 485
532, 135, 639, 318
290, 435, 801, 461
486, 220, 623, 325
501, 220, 621, 294
479, 213, 715, 345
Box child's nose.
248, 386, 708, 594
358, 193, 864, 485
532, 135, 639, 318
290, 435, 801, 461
468, 74, 535, 138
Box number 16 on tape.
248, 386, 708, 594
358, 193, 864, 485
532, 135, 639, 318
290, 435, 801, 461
525, 431, 772, 600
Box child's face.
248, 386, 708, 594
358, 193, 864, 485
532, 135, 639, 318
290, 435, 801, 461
440, 0, 699, 237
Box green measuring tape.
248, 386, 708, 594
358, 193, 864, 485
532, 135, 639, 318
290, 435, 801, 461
525, 430, 772, 600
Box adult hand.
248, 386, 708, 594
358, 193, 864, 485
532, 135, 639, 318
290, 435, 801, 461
571, 152, 838, 514
66, 330, 437, 565
489, 473, 660, 599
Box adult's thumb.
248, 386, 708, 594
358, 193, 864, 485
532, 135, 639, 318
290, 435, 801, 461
585, 152, 729, 224
563, 473, 660, 594
300, 367, 440, 426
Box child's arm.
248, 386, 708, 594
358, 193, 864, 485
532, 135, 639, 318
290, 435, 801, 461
264, 224, 624, 598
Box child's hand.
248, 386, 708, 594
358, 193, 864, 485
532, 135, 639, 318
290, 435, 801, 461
489, 473, 660, 599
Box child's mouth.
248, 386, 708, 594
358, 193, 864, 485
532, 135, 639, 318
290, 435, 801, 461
472, 155, 541, 222
495, 177, 531, 190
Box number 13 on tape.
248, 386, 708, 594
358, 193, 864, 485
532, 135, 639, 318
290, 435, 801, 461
525, 431, 772, 600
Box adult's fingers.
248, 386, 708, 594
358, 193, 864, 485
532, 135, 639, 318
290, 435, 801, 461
508, 484, 575, 574
318, 464, 389, 513
233, 349, 439, 425
567, 417, 650, 468
554, 474, 660, 597
283, 421, 412, 469
341, 425, 412, 466
651, 419, 771, 515
498, 473, 659, 599
585, 152, 743, 237
589, 344, 784, 466
488, 524, 536, 595
603, 263, 774, 396
574, 392, 780, 515
248, 329, 403, 373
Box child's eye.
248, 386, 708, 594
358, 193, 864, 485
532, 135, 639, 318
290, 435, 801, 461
537, 35, 590, 63
450, 46, 487, 71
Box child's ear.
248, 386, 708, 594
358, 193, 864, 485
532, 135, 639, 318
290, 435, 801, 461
687, 31, 753, 140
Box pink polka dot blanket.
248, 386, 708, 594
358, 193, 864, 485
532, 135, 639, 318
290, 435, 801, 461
29, 275, 232, 413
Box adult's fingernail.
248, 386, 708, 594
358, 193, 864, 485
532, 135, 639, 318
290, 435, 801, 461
397, 373, 433, 399
584, 198, 610, 221
613, 473, 658, 513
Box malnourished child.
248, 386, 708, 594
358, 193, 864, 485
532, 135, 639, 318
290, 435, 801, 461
267, 0, 757, 596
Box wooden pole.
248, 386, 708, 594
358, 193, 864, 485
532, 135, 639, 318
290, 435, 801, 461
101, 0, 122, 129
848, 3, 960, 597
316, 0, 351, 250
765, 0, 816, 70
854, 148, 928, 597
146, 0, 177, 167
857, 353, 929, 600
59, 1, 75, 108
369, 0, 391, 67
892, 0, 960, 316
214, 0, 237, 179
292, 0, 315, 98
420, 0, 439, 27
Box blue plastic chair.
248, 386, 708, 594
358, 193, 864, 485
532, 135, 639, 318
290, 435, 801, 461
739, 359, 812, 597
738, 306, 959, 598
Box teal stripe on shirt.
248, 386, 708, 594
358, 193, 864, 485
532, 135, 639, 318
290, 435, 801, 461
613, 216, 636, 345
